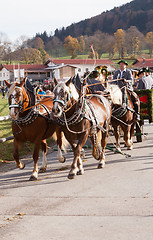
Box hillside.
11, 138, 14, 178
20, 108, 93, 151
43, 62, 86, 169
54, 0, 153, 40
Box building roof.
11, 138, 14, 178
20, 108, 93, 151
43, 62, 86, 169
45, 64, 77, 70
3, 64, 47, 71
132, 58, 153, 68
48, 59, 115, 66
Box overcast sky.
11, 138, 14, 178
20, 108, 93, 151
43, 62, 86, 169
1, 0, 132, 42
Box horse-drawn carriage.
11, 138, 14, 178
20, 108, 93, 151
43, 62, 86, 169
134, 89, 153, 142
5, 75, 153, 180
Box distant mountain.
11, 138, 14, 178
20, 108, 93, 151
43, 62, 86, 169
54, 0, 153, 40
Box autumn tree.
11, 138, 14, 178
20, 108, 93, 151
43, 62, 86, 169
0, 32, 13, 63
79, 36, 85, 54
64, 35, 80, 59
39, 48, 50, 64
125, 26, 144, 57
13, 35, 29, 51
30, 37, 45, 50
146, 32, 153, 57
46, 36, 63, 57
21, 48, 42, 64
92, 31, 111, 58
105, 35, 115, 58
114, 29, 126, 58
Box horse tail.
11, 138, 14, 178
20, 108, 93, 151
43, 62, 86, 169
60, 132, 69, 153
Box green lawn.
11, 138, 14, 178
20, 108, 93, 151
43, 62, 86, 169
0, 94, 9, 117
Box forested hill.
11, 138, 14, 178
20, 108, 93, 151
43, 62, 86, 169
54, 0, 153, 40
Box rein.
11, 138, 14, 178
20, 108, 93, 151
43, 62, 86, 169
84, 77, 129, 89
24, 96, 53, 112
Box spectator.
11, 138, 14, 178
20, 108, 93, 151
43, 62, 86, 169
38, 88, 46, 95
136, 68, 153, 89
1, 86, 5, 99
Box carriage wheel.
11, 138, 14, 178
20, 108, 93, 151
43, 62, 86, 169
135, 119, 144, 142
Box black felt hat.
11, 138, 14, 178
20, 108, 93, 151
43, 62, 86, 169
117, 60, 128, 65
137, 69, 145, 76
145, 67, 150, 72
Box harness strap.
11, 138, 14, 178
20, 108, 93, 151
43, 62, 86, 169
40, 104, 53, 120
86, 95, 109, 132
53, 99, 65, 106
9, 104, 20, 109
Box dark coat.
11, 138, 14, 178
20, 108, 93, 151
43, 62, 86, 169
86, 78, 105, 93
136, 77, 147, 89
113, 69, 133, 91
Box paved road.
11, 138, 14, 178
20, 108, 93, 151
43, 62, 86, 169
0, 121, 153, 240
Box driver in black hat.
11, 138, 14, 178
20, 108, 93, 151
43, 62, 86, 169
113, 60, 140, 121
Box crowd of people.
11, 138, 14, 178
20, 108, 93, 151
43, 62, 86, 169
134, 67, 153, 90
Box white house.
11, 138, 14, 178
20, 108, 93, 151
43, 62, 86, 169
0, 65, 10, 86
45, 61, 76, 80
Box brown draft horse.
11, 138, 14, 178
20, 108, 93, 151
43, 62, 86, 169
108, 84, 137, 151
5, 78, 66, 180
52, 78, 111, 179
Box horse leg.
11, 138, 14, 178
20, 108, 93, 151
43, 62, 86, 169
68, 134, 88, 179
13, 139, 25, 169
113, 125, 121, 152
77, 155, 84, 175
127, 123, 135, 150
98, 130, 107, 169
39, 139, 47, 173
29, 141, 41, 181
123, 125, 133, 150
57, 130, 66, 163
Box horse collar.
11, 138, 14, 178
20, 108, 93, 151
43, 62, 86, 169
56, 98, 86, 126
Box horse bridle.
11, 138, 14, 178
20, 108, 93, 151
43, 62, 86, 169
53, 89, 73, 111
9, 86, 29, 113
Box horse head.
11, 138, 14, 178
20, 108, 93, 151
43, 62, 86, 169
5, 78, 29, 120
106, 84, 122, 106
52, 78, 79, 118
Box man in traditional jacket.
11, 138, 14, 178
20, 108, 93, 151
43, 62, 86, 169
136, 68, 153, 90
144, 68, 153, 89
113, 60, 140, 120
135, 69, 147, 89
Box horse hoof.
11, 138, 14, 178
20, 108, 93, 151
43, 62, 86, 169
98, 161, 105, 169
19, 162, 25, 169
127, 145, 133, 150
59, 156, 66, 163
68, 173, 75, 179
39, 168, 46, 173
62, 156, 66, 163
29, 175, 38, 181
77, 170, 84, 175
98, 164, 102, 168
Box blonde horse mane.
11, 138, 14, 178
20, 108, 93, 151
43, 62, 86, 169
106, 84, 122, 105
7, 83, 16, 98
